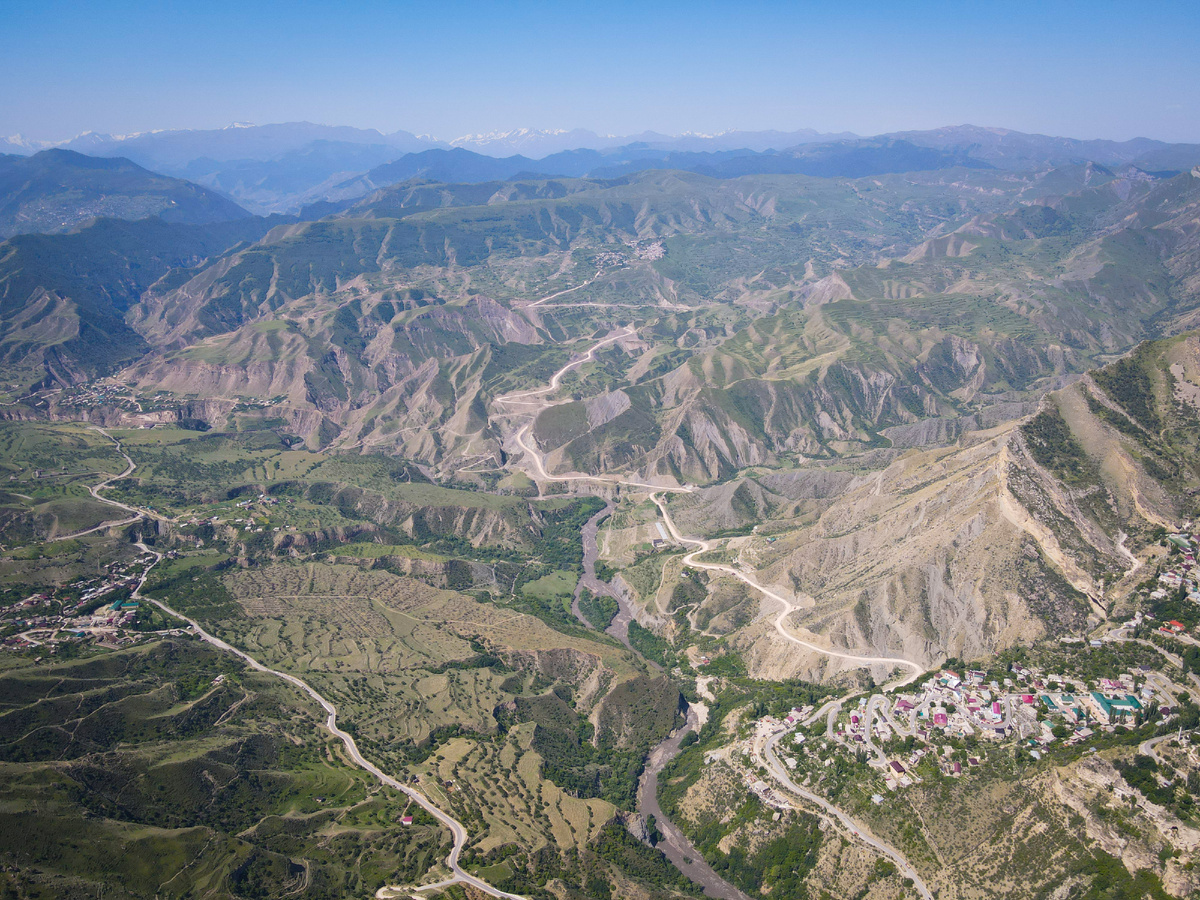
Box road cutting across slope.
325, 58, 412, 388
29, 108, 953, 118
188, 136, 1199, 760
497, 324, 925, 688
49, 428, 152, 540
68, 455, 528, 900
647, 493, 925, 689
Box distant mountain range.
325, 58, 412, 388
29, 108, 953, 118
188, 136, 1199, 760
0, 122, 853, 164
6, 122, 1200, 215
2, 122, 438, 166
441, 126, 857, 156
332, 139, 991, 203
0, 123, 860, 213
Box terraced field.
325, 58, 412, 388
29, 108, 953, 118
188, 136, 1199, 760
0, 640, 449, 900
191, 564, 640, 756
417, 723, 615, 857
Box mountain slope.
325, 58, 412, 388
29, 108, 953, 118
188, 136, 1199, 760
0, 215, 284, 390
176, 140, 412, 214
112, 167, 1033, 450
23, 122, 1192, 213
888, 124, 1200, 172
38, 125, 448, 214
88, 165, 1200, 475
0, 149, 250, 238
649, 329, 1200, 682
57, 122, 442, 169
523, 168, 1200, 483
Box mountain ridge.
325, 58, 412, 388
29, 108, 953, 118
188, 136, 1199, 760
0, 149, 251, 239
10, 123, 1197, 214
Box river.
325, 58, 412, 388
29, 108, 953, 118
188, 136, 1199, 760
637, 704, 752, 900
572, 493, 741, 897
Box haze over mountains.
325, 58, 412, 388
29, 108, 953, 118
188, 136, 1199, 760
0, 122, 853, 163
7, 121, 1200, 214
5, 112, 1200, 900
0, 149, 251, 239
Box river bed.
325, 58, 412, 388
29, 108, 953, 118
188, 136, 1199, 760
637, 703, 752, 900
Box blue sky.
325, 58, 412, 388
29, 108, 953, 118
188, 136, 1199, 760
2, 0, 1197, 142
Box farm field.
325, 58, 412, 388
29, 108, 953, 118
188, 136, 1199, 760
138, 558, 671, 883
0, 639, 449, 900
191, 564, 640, 748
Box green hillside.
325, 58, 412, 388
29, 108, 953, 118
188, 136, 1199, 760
0, 149, 250, 239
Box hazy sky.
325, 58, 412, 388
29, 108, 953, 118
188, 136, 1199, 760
3, 0, 1198, 143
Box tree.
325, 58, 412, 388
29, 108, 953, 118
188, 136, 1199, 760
645, 814, 660, 846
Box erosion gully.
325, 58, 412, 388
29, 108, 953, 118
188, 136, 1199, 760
499, 326, 932, 899
74, 321, 934, 900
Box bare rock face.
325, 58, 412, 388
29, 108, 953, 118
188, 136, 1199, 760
654, 331, 1200, 681
123, 275, 546, 467
585, 390, 631, 429
1052, 754, 1200, 895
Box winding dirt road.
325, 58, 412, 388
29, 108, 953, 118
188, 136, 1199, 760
71, 448, 527, 900
497, 323, 934, 893
647, 493, 924, 689
143, 581, 526, 900
49, 428, 147, 541
496, 327, 923, 688
525, 269, 604, 307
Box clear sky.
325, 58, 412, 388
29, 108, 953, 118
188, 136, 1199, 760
2, 0, 1198, 143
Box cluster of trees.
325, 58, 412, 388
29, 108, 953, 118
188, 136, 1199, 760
147, 568, 242, 620
1116, 753, 1199, 821
1020, 406, 1095, 484
1063, 849, 1174, 900
578, 589, 619, 630
591, 821, 693, 891
1092, 350, 1162, 433
493, 687, 648, 810
696, 811, 823, 898
628, 621, 675, 668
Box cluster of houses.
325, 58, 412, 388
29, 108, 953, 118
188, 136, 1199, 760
628, 239, 666, 261
235, 493, 284, 511
180, 495, 298, 537
753, 657, 1184, 795
745, 775, 792, 810
0, 553, 170, 652
57, 382, 141, 411
1153, 532, 1200, 608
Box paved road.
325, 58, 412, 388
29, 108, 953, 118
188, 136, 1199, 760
73, 458, 525, 899
759, 728, 935, 899
1139, 732, 1173, 764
